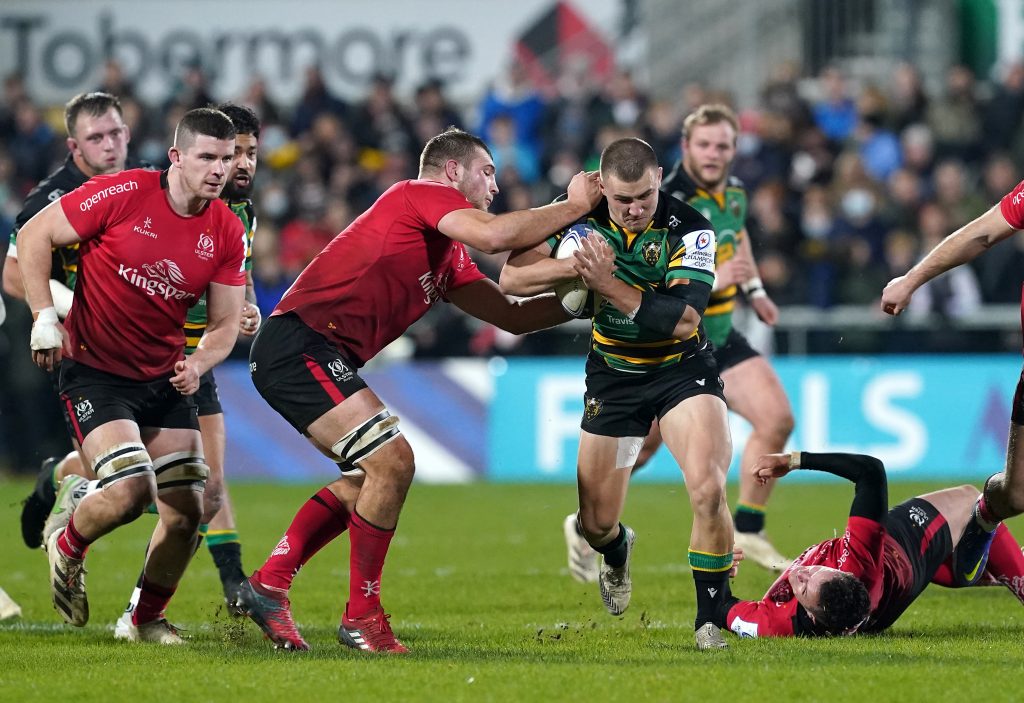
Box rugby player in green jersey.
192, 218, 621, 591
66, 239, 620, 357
501, 137, 735, 649
652, 104, 794, 572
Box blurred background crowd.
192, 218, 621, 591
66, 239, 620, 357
6, 55, 1024, 357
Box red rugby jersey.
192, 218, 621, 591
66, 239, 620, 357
726, 515, 889, 637
60, 169, 245, 380
273, 179, 486, 366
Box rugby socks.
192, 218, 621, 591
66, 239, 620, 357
56, 514, 92, 559
734, 502, 765, 534
346, 510, 394, 619
132, 575, 176, 625
594, 524, 629, 568
690, 549, 733, 627
254, 487, 350, 591
208, 531, 246, 589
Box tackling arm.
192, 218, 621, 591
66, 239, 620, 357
448, 278, 570, 334
437, 172, 600, 254
499, 241, 577, 296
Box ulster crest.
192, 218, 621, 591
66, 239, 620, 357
641, 241, 662, 266
584, 396, 604, 421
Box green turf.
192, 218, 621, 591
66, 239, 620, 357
2, 478, 1024, 701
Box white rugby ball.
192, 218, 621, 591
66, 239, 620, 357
553, 224, 605, 319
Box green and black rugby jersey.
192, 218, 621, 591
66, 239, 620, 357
662, 163, 748, 348
8, 156, 151, 290
184, 198, 256, 355
547, 192, 716, 373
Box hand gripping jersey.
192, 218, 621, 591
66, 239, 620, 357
59, 169, 246, 380
272, 179, 486, 367
663, 164, 748, 348
546, 193, 716, 373
183, 198, 256, 354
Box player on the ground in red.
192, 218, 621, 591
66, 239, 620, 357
19, 108, 246, 643
233, 127, 601, 652
715, 451, 1024, 637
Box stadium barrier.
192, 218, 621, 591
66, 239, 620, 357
215, 355, 1020, 483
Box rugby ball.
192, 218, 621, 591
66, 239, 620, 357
553, 224, 605, 319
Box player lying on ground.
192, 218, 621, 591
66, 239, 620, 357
714, 451, 1024, 637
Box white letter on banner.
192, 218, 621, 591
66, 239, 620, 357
537, 375, 584, 474
863, 372, 926, 468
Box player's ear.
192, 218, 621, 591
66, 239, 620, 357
167, 146, 181, 167
66, 136, 79, 157
444, 158, 460, 183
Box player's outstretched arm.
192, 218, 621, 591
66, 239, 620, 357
437, 171, 601, 254
735, 231, 778, 325
882, 205, 1014, 316
499, 241, 577, 296
785, 452, 888, 522
448, 278, 570, 334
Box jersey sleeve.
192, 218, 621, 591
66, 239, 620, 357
666, 227, 716, 286
404, 181, 475, 230
211, 213, 247, 286
999, 179, 1024, 230
59, 172, 141, 242
445, 242, 487, 294
726, 598, 797, 638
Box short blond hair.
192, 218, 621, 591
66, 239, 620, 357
682, 103, 739, 141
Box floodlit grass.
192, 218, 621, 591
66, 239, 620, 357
2, 479, 1023, 702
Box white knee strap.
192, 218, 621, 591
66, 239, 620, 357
331, 410, 401, 468
94, 443, 152, 488
153, 451, 209, 493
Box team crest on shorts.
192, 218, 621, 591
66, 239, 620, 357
327, 358, 353, 382
74, 398, 94, 423
584, 396, 603, 421
642, 241, 662, 267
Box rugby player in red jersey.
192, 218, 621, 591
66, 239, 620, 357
233, 127, 601, 652
716, 451, 1024, 638
883, 178, 1024, 579
18, 108, 247, 644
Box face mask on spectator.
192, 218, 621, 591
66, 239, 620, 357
802, 213, 833, 239
841, 189, 875, 220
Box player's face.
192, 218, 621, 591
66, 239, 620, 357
455, 148, 498, 211
683, 122, 736, 191
171, 134, 235, 201
68, 108, 130, 177
789, 564, 844, 617
221, 133, 259, 200
601, 166, 662, 233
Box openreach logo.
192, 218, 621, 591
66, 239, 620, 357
117, 258, 195, 301
78, 180, 138, 211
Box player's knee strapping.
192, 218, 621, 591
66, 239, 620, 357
331, 410, 401, 471
152, 451, 210, 494
94, 442, 152, 489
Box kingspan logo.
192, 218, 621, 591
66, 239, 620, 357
117, 259, 196, 301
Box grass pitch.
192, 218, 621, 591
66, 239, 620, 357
2, 478, 1024, 702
